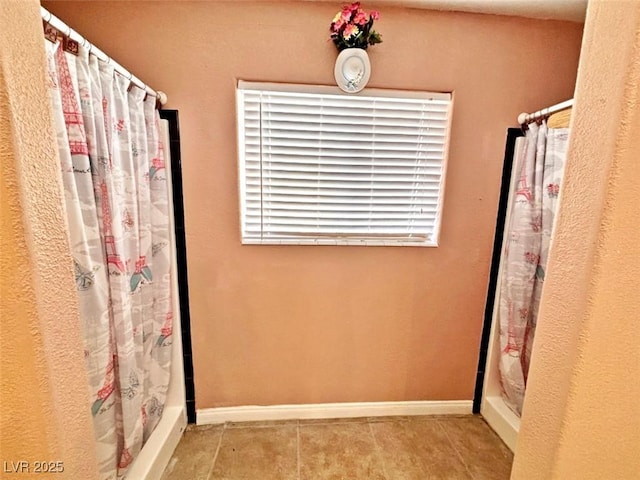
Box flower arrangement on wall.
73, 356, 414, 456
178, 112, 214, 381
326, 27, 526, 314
329, 2, 382, 51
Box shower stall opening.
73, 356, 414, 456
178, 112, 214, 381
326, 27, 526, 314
477, 101, 572, 452
124, 117, 188, 479
41, 7, 189, 479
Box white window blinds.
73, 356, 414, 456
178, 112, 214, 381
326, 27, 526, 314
236, 81, 452, 246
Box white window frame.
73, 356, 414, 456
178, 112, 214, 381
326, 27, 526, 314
236, 81, 453, 247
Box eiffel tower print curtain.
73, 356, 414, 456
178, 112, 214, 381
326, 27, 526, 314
45, 39, 173, 480
498, 121, 569, 417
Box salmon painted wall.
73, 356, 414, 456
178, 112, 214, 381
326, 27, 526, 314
514, 1, 640, 478
44, 1, 583, 408
0, 1, 98, 477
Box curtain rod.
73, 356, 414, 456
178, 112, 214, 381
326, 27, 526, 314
40, 7, 167, 106
518, 99, 573, 125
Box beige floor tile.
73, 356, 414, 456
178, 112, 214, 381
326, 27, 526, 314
366, 415, 413, 423
371, 418, 473, 480
209, 425, 298, 480
160, 424, 223, 480
299, 422, 386, 480
299, 416, 369, 425
161, 416, 513, 480
437, 417, 513, 480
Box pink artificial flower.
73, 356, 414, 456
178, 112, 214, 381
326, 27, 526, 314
370, 10, 380, 20
343, 23, 359, 39
347, 2, 361, 12
332, 18, 344, 32
353, 10, 368, 25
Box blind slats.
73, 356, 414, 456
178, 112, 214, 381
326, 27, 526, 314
245, 186, 443, 198
247, 211, 437, 220
250, 180, 440, 190
255, 173, 441, 183
248, 229, 428, 237
252, 139, 445, 151
245, 156, 444, 166
246, 122, 445, 136
246, 114, 448, 129
248, 147, 444, 160
245, 197, 440, 206
242, 90, 449, 102
242, 93, 449, 109
247, 204, 437, 213
237, 83, 451, 246
244, 157, 444, 168
260, 107, 449, 121
246, 164, 442, 175
246, 132, 446, 146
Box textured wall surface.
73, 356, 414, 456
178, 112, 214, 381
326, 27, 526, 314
513, 1, 640, 478
0, 1, 99, 477
44, 1, 583, 408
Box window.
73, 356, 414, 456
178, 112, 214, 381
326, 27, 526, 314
236, 81, 452, 246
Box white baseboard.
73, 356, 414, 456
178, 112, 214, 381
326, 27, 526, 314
481, 396, 519, 453
197, 400, 473, 425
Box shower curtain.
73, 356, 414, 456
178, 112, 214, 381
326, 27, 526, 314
45, 39, 173, 479
498, 121, 569, 416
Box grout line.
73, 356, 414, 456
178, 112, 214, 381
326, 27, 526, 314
205, 423, 226, 480
224, 421, 300, 429
368, 420, 390, 480
296, 421, 301, 480
434, 419, 476, 480
297, 418, 370, 427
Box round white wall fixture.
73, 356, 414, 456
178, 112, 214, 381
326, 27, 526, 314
334, 48, 371, 94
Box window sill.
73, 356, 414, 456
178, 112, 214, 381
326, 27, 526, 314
240, 238, 438, 247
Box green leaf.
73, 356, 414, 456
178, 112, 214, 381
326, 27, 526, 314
369, 31, 382, 45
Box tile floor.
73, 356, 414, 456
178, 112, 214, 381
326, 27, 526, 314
161, 415, 513, 480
